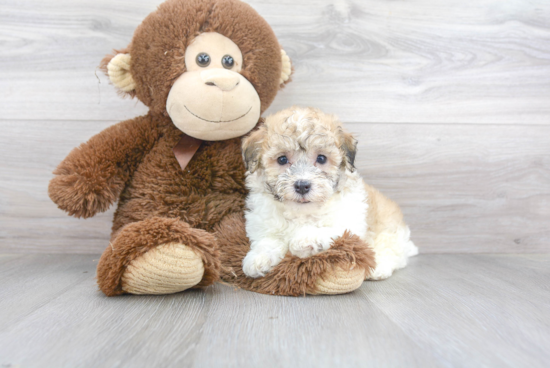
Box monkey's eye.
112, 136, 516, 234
277, 156, 288, 165
196, 53, 211, 67
316, 155, 327, 164
222, 55, 235, 69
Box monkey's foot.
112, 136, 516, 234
97, 217, 220, 296
311, 266, 366, 295
121, 243, 204, 295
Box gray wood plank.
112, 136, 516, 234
351, 123, 550, 254
0, 254, 96, 330
1, 120, 549, 253
0, 254, 24, 264
191, 284, 441, 368
0, 120, 115, 253
1, 254, 549, 367
364, 254, 550, 368
1, 0, 550, 124
0, 279, 214, 367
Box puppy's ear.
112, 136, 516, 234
242, 125, 266, 173
339, 129, 358, 172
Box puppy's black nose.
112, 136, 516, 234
294, 180, 311, 195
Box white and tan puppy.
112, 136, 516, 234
241, 107, 418, 280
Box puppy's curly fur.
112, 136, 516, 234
242, 107, 418, 280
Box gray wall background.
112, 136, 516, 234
1, 0, 549, 254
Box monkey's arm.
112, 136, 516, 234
48, 115, 161, 218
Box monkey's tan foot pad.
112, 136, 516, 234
310, 266, 366, 295
121, 243, 204, 295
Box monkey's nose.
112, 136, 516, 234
200, 69, 240, 91
294, 180, 311, 195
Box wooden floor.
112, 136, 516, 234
1, 254, 548, 368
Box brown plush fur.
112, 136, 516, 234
216, 214, 376, 296
50, 0, 284, 295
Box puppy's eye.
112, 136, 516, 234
316, 155, 327, 164
277, 156, 288, 165
196, 53, 211, 67
222, 55, 234, 69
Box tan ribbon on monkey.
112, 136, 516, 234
173, 134, 202, 171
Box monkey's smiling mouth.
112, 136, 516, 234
184, 105, 252, 123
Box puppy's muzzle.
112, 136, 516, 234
294, 180, 311, 195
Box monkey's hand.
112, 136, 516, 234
48, 116, 160, 218
48, 163, 124, 218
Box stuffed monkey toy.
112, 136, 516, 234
48, 0, 375, 297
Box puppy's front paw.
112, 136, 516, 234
242, 252, 279, 278
289, 239, 316, 258
289, 236, 332, 259
367, 260, 394, 280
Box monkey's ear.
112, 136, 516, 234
279, 49, 293, 86
100, 50, 136, 94
242, 126, 266, 173
340, 129, 358, 172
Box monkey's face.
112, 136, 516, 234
166, 32, 261, 141
102, 0, 293, 141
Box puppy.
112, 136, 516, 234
241, 107, 418, 279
